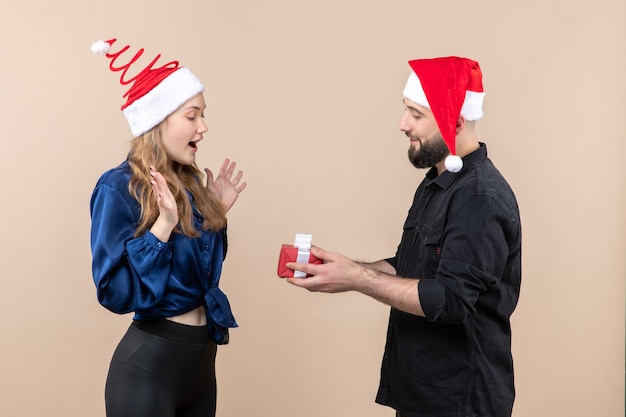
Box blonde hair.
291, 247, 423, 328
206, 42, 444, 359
127, 127, 227, 238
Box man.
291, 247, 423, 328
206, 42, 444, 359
285, 56, 521, 417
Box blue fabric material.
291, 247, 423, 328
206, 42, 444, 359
90, 161, 236, 344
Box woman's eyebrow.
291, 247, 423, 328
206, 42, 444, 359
182, 105, 206, 112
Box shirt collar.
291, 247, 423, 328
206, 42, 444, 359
425, 142, 488, 189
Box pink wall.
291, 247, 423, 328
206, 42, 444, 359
0, 1, 624, 416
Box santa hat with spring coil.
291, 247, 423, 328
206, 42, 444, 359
91, 38, 205, 137
402, 56, 485, 173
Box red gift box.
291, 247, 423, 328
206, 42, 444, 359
277, 244, 323, 278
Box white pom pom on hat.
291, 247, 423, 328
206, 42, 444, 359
402, 56, 485, 173
90, 38, 204, 137
444, 155, 464, 173
90, 40, 111, 55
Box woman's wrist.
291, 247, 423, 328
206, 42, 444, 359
150, 216, 176, 242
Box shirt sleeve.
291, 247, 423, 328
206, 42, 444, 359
385, 256, 398, 271
419, 194, 517, 323
90, 183, 173, 314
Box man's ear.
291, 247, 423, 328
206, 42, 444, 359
455, 115, 466, 134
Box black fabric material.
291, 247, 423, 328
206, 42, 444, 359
377, 144, 521, 417
105, 319, 218, 417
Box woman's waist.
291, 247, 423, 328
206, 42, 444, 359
166, 306, 206, 326
134, 301, 207, 325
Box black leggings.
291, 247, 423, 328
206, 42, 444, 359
105, 319, 218, 417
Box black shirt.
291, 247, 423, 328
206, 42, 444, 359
376, 144, 522, 417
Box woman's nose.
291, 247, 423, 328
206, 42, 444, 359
198, 119, 208, 133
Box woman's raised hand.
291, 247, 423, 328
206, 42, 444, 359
205, 159, 247, 212
149, 166, 178, 241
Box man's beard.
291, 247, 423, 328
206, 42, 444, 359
407, 132, 450, 169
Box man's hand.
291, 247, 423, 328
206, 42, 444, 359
285, 246, 424, 316
285, 246, 366, 293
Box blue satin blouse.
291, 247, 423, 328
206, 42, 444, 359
89, 161, 236, 344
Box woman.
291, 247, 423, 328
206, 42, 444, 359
89, 38, 246, 417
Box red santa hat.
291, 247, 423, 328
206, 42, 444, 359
91, 38, 205, 137
402, 56, 484, 173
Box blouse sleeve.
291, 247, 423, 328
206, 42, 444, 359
90, 183, 173, 314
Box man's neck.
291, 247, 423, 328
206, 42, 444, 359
435, 139, 480, 175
